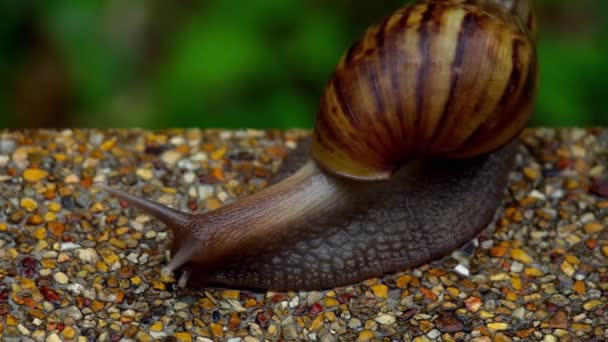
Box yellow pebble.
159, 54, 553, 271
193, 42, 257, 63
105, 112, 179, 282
20, 198, 38, 212
150, 321, 163, 332
62, 326, 76, 339
583, 299, 603, 310
221, 290, 240, 300
395, 274, 412, 288
130, 276, 142, 285
0, 223, 6, 231
357, 330, 375, 342
479, 310, 495, 319
23, 169, 48, 182
100, 249, 119, 264
109, 238, 127, 249
101, 139, 117, 151
210, 323, 223, 337
371, 284, 388, 298
323, 298, 340, 308
152, 281, 166, 291
510, 248, 533, 264
511, 276, 522, 291
44, 212, 57, 222
41, 259, 56, 269
560, 260, 575, 277
48, 202, 61, 212
211, 147, 227, 160
601, 246, 608, 258
32, 227, 47, 240
174, 332, 193, 342
309, 314, 325, 331
487, 322, 509, 331
584, 222, 604, 234
6, 315, 20, 327
115, 227, 129, 236
524, 267, 543, 277
565, 254, 580, 265
53, 153, 67, 162
96, 261, 109, 272
89, 202, 105, 213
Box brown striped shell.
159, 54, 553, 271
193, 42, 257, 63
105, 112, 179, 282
312, 0, 537, 180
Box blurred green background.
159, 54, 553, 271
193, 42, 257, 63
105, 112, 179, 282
0, 0, 606, 129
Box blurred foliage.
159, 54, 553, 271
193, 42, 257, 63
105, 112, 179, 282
1, 0, 607, 128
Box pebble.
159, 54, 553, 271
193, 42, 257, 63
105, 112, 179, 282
23, 169, 48, 182
374, 314, 396, 325
0, 129, 605, 341
54, 272, 69, 284
20, 198, 38, 212
161, 150, 183, 165
76, 248, 99, 264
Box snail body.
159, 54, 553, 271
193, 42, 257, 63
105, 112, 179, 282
100, 0, 537, 290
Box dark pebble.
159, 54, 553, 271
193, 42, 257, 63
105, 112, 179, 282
0, 289, 8, 303
39, 285, 61, 302
434, 312, 465, 333
256, 310, 272, 328
228, 150, 256, 161
144, 144, 166, 156
61, 195, 75, 210
9, 209, 26, 223
151, 305, 166, 317
75, 194, 91, 209
591, 178, 608, 197
22, 268, 36, 277
309, 303, 324, 316
21, 256, 38, 269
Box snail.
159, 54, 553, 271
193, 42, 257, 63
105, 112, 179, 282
99, 0, 537, 290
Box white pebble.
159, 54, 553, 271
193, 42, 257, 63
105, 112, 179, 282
183, 172, 196, 184
130, 220, 144, 231
139, 253, 149, 264
480, 239, 494, 250
76, 248, 99, 264
0, 155, 9, 167
67, 283, 85, 295
136, 168, 153, 181
512, 307, 526, 320
191, 152, 208, 162
528, 190, 546, 200
161, 150, 182, 165
127, 253, 140, 264
289, 296, 300, 308
17, 324, 30, 336
170, 136, 185, 146
374, 313, 396, 325
64, 174, 80, 183
454, 264, 470, 277
32, 318, 43, 326
510, 261, 524, 273
217, 191, 229, 202
54, 272, 69, 284
150, 331, 167, 339
60, 242, 81, 251
198, 185, 214, 200
427, 329, 441, 339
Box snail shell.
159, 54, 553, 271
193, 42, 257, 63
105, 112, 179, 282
313, 0, 537, 180
99, 0, 537, 290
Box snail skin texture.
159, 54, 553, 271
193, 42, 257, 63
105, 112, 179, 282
100, 0, 537, 290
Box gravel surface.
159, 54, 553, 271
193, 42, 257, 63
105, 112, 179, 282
0, 128, 607, 341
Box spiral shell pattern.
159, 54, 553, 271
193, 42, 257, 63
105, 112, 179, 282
312, 0, 537, 180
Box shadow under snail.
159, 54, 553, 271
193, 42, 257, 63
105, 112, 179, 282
99, 0, 538, 290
